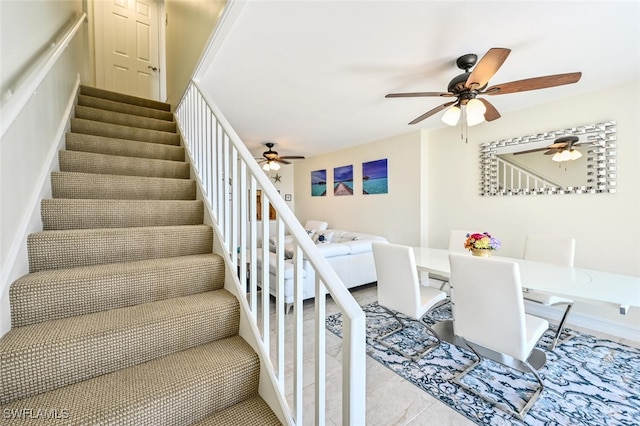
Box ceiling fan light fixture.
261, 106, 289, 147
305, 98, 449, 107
552, 149, 573, 162
441, 105, 461, 126
569, 149, 583, 160
262, 162, 271, 171
465, 98, 487, 127
387, 47, 582, 128
270, 161, 281, 171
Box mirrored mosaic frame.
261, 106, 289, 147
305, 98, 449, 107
480, 121, 617, 196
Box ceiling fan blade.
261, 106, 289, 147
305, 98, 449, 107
465, 48, 511, 90
478, 98, 501, 121
278, 156, 305, 160
512, 147, 548, 155
544, 149, 559, 155
408, 100, 457, 125
277, 159, 291, 165
385, 92, 453, 98
483, 72, 582, 95
547, 142, 568, 149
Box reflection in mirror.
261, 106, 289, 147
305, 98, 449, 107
480, 121, 617, 196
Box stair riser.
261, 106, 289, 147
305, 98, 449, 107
71, 118, 180, 146
78, 94, 174, 122
51, 172, 196, 200
0, 85, 276, 423
10, 254, 224, 327
41, 199, 203, 231
80, 85, 171, 111
1, 292, 240, 404
65, 133, 185, 162
191, 396, 282, 426
27, 225, 213, 273
0, 337, 259, 425
59, 150, 190, 179
75, 105, 177, 133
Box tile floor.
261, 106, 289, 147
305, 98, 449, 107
262, 283, 639, 425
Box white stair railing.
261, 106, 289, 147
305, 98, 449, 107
175, 80, 366, 425
497, 156, 560, 191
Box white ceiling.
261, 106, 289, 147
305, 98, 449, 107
202, 1, 640, 161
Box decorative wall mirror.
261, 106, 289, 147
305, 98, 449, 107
480, 121, 617, 196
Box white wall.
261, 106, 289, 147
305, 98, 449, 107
267, 164, 295, 211
0, 0, 89, 335
427, 82, 639, 276
164, 0, 226, 106
292, 82, 639, 335
293, 130, 428, 246
427, 82, 640, 330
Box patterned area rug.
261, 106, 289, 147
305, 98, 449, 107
326, 302, 640, 425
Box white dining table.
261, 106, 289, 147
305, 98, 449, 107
414, 247, 640, 315
413, 248, 640, 370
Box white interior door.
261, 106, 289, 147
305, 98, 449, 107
95, 0, 160, 100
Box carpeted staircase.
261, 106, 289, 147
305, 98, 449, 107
0, 86, 282, 425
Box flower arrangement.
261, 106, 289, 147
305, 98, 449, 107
464, 232, 501, 252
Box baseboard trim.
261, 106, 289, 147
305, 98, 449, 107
524, 300, 640, 342
0, 76, 80, 337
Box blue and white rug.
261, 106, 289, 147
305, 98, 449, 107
325, 302, 640, 425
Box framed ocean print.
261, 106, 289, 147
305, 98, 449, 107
362, 159, 388, 195
333, 165, 354, 196
311, 169, 327, 196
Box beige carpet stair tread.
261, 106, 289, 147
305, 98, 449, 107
10, 254, 224, 327
41, 199, 203, 230
0, 336, 262, 425
65, 132, 185, 161
71, 117, 180, 146
3, 86, 282, 423
1, 290, 239, 404
193, 396, 283, 426
80, 85, 171, 111
78, 94, 174, 121
27, 224, 213, 272
51, 171, 196, 200
58, 150, 190, 179
75, 105, 177, 133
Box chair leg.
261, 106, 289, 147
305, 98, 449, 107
376, 308, 442, 362
550, 303, 573, 350
518, 359, 545, 420
419, 298, 449, 328
453, 337, 545, 421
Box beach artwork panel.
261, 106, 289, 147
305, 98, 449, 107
362, 159, 388, 195
333, 165, 354, 196
311, 169, 327, 196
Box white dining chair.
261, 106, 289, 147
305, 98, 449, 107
431, 229, 470, 291
523, 234, 576, 350
449, 253, 548, 420
372, 242, 448, 361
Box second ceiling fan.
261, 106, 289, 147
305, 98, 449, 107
386, 47, 582, 126
258, 142, 305, 171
